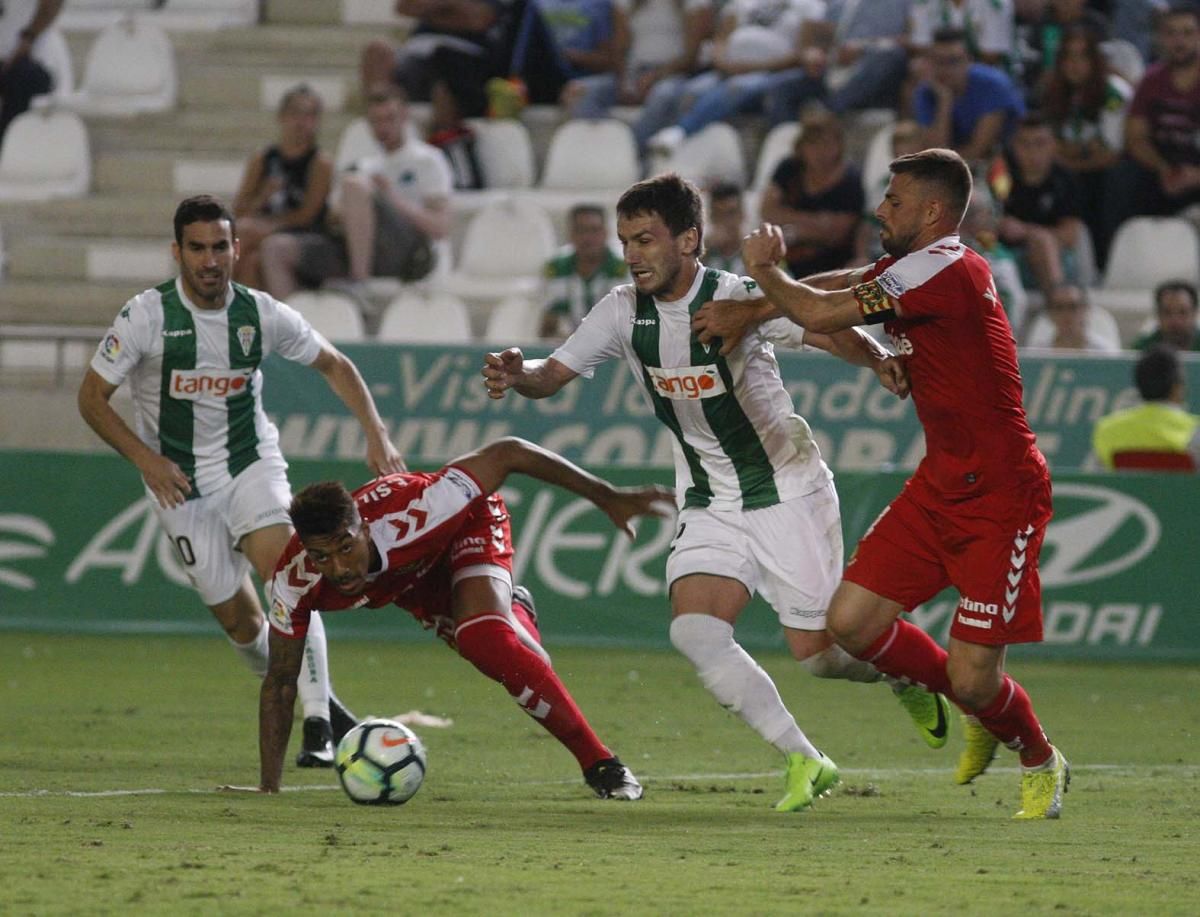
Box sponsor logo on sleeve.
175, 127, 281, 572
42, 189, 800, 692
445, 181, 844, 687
645, 365, 726, 400
100, 333, 121, 362
168, 368, 253, 401
269, 596, 294, 635
875, 271, 907, 301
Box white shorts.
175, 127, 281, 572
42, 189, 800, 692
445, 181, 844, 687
152, 455, 293, 606
665, 481, 843, 631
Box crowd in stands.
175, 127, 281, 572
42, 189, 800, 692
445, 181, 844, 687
2, 0, 1200, 357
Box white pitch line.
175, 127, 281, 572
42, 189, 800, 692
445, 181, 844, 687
1, 763, 1195, 799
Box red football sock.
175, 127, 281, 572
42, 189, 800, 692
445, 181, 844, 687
512, 601, 542, 645
454, 613, 610, 771
974, 675, 1054, 767
860, 619, 960, 704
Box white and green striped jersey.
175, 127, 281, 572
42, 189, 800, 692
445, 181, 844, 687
90, 278, 326, 499
551, 265, 831, 511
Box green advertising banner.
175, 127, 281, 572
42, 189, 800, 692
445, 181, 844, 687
0, 451, 1193, 660
259, 344, 1200, 472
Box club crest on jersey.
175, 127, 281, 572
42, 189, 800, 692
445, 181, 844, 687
169, 367, 253, 400
236, 325, 256, 357
646, 365, 726, 400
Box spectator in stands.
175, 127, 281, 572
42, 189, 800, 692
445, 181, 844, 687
914, 27, 1026, 165
231, 85, 333, 291
361, 1, 569, 107
540, 0, 626, 83
1041, 25, 1132, 259
909, 0, 1016, 69
992, 112, 1085, 298
427, 75, 486, 190
0, 0, 64, 143
758, 106, 864, 279
1092, 345, 1200, 470
260, 85, 451, 303
1100, 4, 1200, 262
1020, 0, 1111, 97
767, 0, 912, 120
539, 203, 627, 340
1024, 283, 1121, 350
704, 182, 746, 275
961, 184, 1030, 336
565, 0, 714, 128
642, 0, 827, 155
1133, 280, 1200, 351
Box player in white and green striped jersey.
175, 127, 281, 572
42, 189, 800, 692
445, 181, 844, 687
484, 174, 949, 812
79, 195, 405, 768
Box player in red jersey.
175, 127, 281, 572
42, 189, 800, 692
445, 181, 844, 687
246, 436, 671, 798
693, 148, 1068, 819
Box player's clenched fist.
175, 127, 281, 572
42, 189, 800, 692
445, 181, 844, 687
742, 223, 786, 271
482, 347, 525, 399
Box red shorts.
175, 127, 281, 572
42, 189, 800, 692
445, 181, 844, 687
844, 475, 1053, 645
402, 493, 515, 644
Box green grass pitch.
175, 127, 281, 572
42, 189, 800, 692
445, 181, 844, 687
1, 632, 1196, 915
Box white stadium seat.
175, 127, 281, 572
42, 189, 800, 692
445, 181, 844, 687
284, 291, 367, 343
541, 119, 639, 190
0, 109, 90, 201
1093, 218, 1200, 316
751, 122, 800, 193
432, 197, 556, 301
471, 118, 536, 189
377, 291, 473, 343
482, 296, 543, 345
67, 18, 177, 115
652, 122, 747, 188
861, 121, 896, 202
36, 28, 75, 103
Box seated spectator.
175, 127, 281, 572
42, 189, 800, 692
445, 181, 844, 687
914, 27, 1026, 166
908, 0, 1016, 69
1092, 345, 1200, 470
1021, 0, 1111, 97
642, 0, 826, 155
539, 203, 627, 340
231, 85, 334, 290
1100, 4, 1200, 263
0, 0, 64, 143
1041, 25, 1132, 260
427, 75, 486, 190
991, 112, 1085, 297
704, 182, 746, 274
361, 1, 569, 107
565, 0, 714, 128
758, 107, 864, 279
1133, 280, 1200, 351
539, 0, 626, 83
768, 0, 911, 119
260, 85, 451, 302
961, 184, 1030, 337
1024, 283, 1121, 350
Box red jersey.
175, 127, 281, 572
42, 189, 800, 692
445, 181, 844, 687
268, 466, 495, 640
865, 235, 1047, 500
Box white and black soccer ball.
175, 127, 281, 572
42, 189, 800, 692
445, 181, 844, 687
334, 717, 427, 806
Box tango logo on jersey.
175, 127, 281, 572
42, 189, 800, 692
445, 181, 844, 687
646, 365, 726, 401
100, 333, 121, 362
169, 368, 253, 400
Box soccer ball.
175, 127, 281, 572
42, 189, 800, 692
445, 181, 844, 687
334, 717, 427, 806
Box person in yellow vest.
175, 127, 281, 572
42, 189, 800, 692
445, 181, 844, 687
1093, 346, 1200, 470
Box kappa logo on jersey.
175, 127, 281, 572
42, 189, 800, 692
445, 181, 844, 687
169, 368, 253, 400
236, 325, 256, 357
100, 332, 121, 362
646, 365, 727, 401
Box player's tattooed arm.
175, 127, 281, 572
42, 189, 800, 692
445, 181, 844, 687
258, 631, 305, 793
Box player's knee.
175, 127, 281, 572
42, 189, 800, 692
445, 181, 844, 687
946, 665, 1000, 711
669, 613, 733, 663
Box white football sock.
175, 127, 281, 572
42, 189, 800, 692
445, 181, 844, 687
670, 613, 819, 758
228, 620, 268, 678
799, 643, 888, 684
297, 610, 332, 721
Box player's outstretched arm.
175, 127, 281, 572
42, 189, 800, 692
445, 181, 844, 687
802, 329, 910, 399
482, 348, 579, 400
453, 437, 673, 537
257, 631, 305, 793
310, 344, 405, 475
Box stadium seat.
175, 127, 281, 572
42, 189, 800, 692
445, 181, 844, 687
1101, 38, 1144, 86
284, 291, 367, 343
1111, 450, 1196, 472
334, 117, 384, 173
541, 119, 639, 190
377, 291, 473, 343
431, 196, 555, 301
861, 121, 895, 201
36, 28, 75, 103
470, 119, 536, 189
67, 18, 177, 115
160, 0, 258, 29
652, 122, 747, 188
1093, 218, 1200, 315
751, 122, 800, 192
482, 295, 543, 344
0, 109, 90, 201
